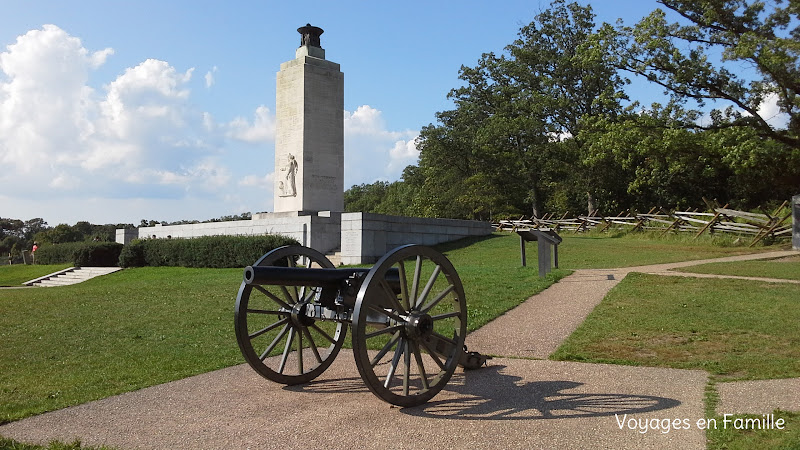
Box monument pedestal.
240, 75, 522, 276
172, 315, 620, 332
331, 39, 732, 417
274, 25, 344, 213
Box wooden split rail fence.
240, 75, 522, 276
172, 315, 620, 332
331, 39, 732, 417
494, 201, 792, 248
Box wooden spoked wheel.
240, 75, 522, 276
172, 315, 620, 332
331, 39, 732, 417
351, 245, 467, 407
234, 245, 347, 385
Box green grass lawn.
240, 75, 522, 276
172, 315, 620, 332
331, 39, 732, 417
557, 232, 784, 269
0, 267, 245, 423
706, 410, 800, 450
0, 234, 568, 424
551, 273, 800, 380
676, 255, 800, 280
0, 232, 791, 448
0, 437, 113, 450
0, 265, 72, 286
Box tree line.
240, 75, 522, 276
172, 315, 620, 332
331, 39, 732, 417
0, 218, 127, 261
345, 0, 799, 220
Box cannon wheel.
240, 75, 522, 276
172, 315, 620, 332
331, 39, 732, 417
235, 245, 347, 385
351, 245, 467, 407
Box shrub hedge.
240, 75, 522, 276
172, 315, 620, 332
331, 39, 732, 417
118, 234, 300, 268
33, 242, 124, 267
33, 242, 85, 265
74, 243, 124, 267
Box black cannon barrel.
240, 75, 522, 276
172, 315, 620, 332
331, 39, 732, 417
244, 266, 401, 290
244, 266, 368, 287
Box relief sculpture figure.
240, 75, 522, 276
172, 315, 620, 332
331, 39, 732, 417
280, 153, 298, 197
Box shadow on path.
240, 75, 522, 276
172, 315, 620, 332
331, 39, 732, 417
286, 365, 680, 421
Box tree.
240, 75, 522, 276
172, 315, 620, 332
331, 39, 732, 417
613, 0, 800, 147
39, 224, 81, 244
140, 219, 164, 228
73, 221, 93, 239
344, 181, 390, 213
23, 218, 48, 240
579, 104, 736, 210
412, 0, 627, 218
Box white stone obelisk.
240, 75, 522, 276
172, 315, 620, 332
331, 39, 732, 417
274, 24, 344, 213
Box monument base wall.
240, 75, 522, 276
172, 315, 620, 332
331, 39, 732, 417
116, 212, 341, 255
117, 212, 492, 264
340, 212, 493, 265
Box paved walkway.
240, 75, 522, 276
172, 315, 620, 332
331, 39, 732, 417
1, 250, 797, 449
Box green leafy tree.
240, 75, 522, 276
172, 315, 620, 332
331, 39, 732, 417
23, 218, 48, 240
344, 181, 390, 213
38, 223, 81, 244
412, 0, 627, 218
613, 0, 800, 147
73, 221, 93, 239
581, 104, 734, 210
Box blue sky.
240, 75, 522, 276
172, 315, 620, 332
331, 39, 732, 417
0, 1, 736, 225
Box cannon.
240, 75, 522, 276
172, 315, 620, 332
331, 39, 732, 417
234, 244, 482, 407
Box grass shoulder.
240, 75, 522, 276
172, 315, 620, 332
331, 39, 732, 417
558, 231, 786, 269
551, 273, 800, 380
706, 410, 800, 449
675, 255, 800, 280
0, 436, 115, 450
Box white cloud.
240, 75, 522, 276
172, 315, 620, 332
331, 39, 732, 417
98, 58, 194, 141
227, 105, 275, 143
345, 105, 385, 135
0, 25, 419, 224
0, 24, 110, 174
205, 66, 217, 88
185, 158, 232, 189
757, 92, 790, 129
387, 137, 420, 172
202, 112, 215, 131
696, 90, 791, 129
0, 25, 251, 223
239, 171, 274, 189
49, 172, 82, 190
344, 105, 415, 140
343, 105, 418, 187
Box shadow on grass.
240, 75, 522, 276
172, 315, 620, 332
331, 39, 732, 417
285, 365, 680, 420
432, 234, 502, 254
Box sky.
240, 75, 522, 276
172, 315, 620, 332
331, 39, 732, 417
0, 0, 771, 226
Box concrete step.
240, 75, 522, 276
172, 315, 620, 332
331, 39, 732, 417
36, 279, 75, 287
81, 267, 121, 272
25, 267, 122, 287
325, 248, 342, 267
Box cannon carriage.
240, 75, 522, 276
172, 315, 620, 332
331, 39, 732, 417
234, 244, 474, 407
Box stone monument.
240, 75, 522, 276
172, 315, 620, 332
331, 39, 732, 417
274, 24, 344, 213
117, 24, 492, 261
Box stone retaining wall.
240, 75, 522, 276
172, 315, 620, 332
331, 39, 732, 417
116, 212, 341, 254
117, 212, 492, 264
340, 212, 492, 264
